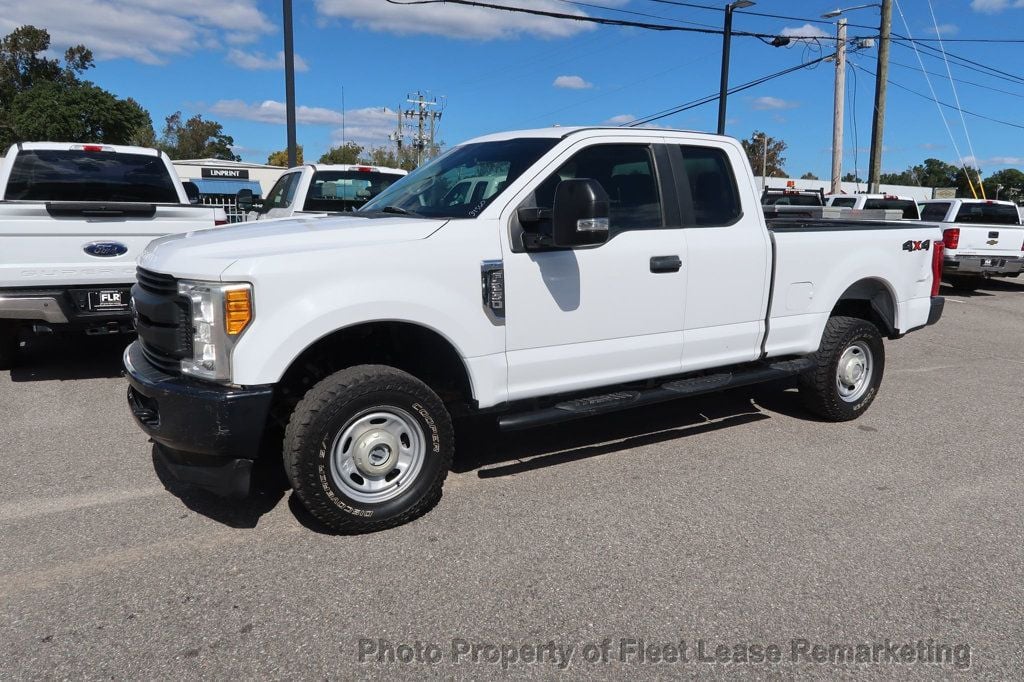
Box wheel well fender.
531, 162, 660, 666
831, 278, 898, 337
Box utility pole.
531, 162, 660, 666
867, 0, 892, 192
830, 18, 847, 194
398, 92, 443, 167
282, 0, 297, 167
717, 1, 755, 136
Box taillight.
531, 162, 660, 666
942, 228, 960, 250
215, 219, 228, 226
931, 239, 944, 297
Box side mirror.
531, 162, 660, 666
182, 181, 200, 204
236, 188, 254, 212
552, 178, 609, 247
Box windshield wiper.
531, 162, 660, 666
380, 205, 415, 215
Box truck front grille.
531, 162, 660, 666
134, 267, 191, 375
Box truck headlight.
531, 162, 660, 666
177, 280, 253, 382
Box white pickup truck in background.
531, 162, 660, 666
0, 142, 226, 368
919, 198, 1024, 290
826, 193, 921, 220
237, 163, 407, 220
125, 126, 946, 533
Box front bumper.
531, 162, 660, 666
124, 340, 274, 498
945, 255, 1024, 276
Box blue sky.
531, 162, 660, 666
3, 0, 1022, 178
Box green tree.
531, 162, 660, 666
800, 171, 819, 180
841, 172, 863, 183
8, 80, 150, 145
319, 142, 363, 164
158, 112, 239, 160
740, 131, 785, 177
879, 170, 918, 185
267, 145, 303, 166
983, 168, 1024, 201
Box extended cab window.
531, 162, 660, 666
920, 203, 950, 222
533, 144, 663, 231
954, 202, 1020, 225
5, 149, 179, 202
679, 146, 741, 226
830, 197, 857, 208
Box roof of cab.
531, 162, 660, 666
11, 141, 164, 156
461, 125, 717, 145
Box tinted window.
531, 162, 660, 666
305, 170, 404, 211
680, 146, 741, 226
954, 202, 1020, 225
534, 144, 662, 231
264, 172, 301, 209
5, 149, 179, 202
361, 138, 557, 218
863, 198, 920, 219
920, 202, 950, 222
830, 197, 857, 208
765, 193, 822, 206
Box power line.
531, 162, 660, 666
849, 62, 1024, 131
626, 53, 834, 126
892, 36, 1024, 85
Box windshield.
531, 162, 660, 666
305, 170, 405, 211
5, 149, 179, 202
954, 202, 1020, 225
360, 138, 558, 218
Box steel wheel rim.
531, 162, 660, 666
329, 407, 426, 504
835, 341, 873, 403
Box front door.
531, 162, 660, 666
501, 140, 687, 401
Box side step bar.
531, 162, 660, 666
498, 358, 813, 432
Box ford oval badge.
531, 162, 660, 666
84, 241, 128, 258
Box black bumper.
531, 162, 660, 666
124, 340, 274, 498
927, 296, 945, 326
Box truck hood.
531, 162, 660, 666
138, 214, 447, 280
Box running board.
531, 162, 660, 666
498, 358, 813, 432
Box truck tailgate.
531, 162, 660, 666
948, 223, 1024, 255
0, 203, 219, 288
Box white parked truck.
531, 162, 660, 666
0, 142, 227, 368
919, 198, 1024, 289
825, 193, 921, 220
125, 127, 946, 532
237, 163, 407, 220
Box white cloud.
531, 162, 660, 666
553, 75, 593, 90
925, 23, 959, 36
970, 0, 1024, 13
210, 99, 347, 126
963, 155, 1024, 166
751, 96, 799, 111
226, 49, 309, 72
0, 0, 274, 64
605, 114, 636, 125
313, 0, 597, 40
209, 100, 398, 147
779, 23, 829, 43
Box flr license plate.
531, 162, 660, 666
980, 258, 1004, 267
88, 289, 129, 311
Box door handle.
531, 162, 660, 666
650, 255, 682, 273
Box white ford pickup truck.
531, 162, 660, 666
0, 142, 226, 368
919, 198, 1024, 289
124, 127, 945, 533
236, 163, 407, 221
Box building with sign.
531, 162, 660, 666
171, 158, 287, 198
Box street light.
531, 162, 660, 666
717, 0, 755, 136
996, 184, 1004, 200
822, 3, 879, 18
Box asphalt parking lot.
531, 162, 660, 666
1, 280, 1023, 678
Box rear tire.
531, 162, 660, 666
799, 316, 885, 422
283, 364, 453, 533
0, 324, 19, 371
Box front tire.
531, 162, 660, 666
283, 365, 453, 533
798, 316, 885, 422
